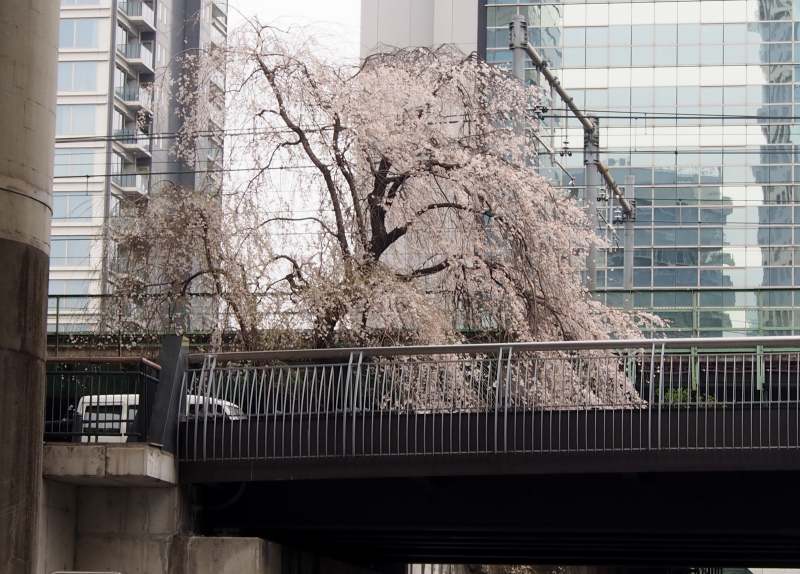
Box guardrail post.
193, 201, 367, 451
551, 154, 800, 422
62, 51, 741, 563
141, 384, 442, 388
493, 347, 511, 452
756, 344, 765, 393
657, 342, 666, 449
503, 347, 513, 452
648, 344, 656, 450
147, 335, 188, 452
352, 351, 363, 456
342, 352, 358, 456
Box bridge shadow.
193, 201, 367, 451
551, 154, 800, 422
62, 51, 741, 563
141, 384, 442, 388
192, 470, 800, 567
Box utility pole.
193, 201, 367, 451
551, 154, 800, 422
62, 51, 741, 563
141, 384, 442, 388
584, 116, 602, 290
623, 175, 636, 311
0, 1, 59, 573
509, 15, 636, 293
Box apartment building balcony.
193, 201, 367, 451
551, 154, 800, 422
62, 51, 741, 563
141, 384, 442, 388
211, 1, 227, 33
114, 83, 153, 115
210, 68, 225, 91
113, 128, 152, 158
210, 25, 226, 50
212, 0, 228, 16
111, 171, 149, 197
118, 0, 156, 33
116, 40, 155, 75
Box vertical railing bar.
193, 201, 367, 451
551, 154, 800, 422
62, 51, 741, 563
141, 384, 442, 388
370, 362, 379, 455
327, 365, 337, 457
796, 351, 799, 448
340, 354, 354, 457
503, 346, 513, 453
520, 355, 527, 453
379, 363, 388, 456
271, 368, 283, 459
680, 352, 687, 450
657, 343, 665, 450
263, 367, 275, 459
280, 367, 291, 458
252, 368, 263, 460
308, 365, 318, 457
444, 359, 452, 455
722, 354, 728, 449
362, 362, 370, 456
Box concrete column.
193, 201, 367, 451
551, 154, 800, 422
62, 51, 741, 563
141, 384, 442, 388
0, 1, 59, 573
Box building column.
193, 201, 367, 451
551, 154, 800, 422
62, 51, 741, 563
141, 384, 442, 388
0, 1, 59, 573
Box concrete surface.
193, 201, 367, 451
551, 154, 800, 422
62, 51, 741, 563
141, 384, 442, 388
38, 481, 77, 574
43, 444, 177, 486
0, 0, 59, 573
179, 537, 281, 574
73, 486, 182, 574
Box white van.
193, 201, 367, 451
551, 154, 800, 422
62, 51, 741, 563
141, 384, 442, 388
76, 394, 246, 443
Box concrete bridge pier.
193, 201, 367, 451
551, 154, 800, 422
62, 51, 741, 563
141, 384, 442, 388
0, 1, 59, 573
40, 444, 390, 574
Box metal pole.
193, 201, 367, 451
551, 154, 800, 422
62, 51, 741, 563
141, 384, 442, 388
510, 28, 633, 217
55, 296, 60, 357
510, 15, 527, 84
623, 175, 636, 310
584, 117, 601, 291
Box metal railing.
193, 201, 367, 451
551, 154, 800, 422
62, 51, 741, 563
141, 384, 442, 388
178, 337, 800, 462
46, 294, 224, 357
45, 358, 160, 443
114, 127, 150, 148
116, 41, 154, 68
119, 0, 155, 28
114, 83, 152, 109
111, 171, 149, 194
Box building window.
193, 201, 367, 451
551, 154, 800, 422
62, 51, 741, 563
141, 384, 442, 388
48, 279, 91, 310
61, 0, 101, 5
53, 148, 97, 177
116, 23, 129, 46
56, 105, 97, 136
50, 236, 94, 267
59, 19, 99, 49
53, 192, 94, 221
57, 61, 97, 92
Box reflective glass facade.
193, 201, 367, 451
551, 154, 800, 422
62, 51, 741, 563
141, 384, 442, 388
483, 0, 800, 337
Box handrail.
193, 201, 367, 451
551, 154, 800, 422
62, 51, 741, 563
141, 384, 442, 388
187, 335, 800, 363
47, 356, 161, 370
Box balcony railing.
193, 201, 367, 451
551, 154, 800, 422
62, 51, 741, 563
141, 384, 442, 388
112, 171, 149, 194
117, 41, 154, 70
114, 84, 152, 110
114, 127, 151, 153
119, 0, 155, 30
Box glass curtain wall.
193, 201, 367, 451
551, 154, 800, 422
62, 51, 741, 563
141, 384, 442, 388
484, 0, 800, 337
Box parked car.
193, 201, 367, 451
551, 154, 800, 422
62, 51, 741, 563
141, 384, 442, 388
76, 394, 246, 443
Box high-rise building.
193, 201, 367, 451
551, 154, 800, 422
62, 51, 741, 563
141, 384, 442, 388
51, 0, 226, 333
363, 0, 800, 338
49, 0, 227, 332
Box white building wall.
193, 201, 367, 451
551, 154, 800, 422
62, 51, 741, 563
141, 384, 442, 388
361, 0, 479, 57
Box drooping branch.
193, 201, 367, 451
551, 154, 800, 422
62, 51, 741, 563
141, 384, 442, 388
255, 54, 352, 260
332, 113, 366, 247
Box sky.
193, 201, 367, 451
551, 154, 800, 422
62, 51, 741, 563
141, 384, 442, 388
228, 0, 361, 64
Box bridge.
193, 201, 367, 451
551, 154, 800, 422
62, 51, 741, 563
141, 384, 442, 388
44, 337, 800, 568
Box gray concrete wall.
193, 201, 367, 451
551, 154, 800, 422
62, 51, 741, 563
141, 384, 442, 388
38, 481, 77, 574
73, 486, 184, 574
0, 1, 59, 573
177, 537, 281, 574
